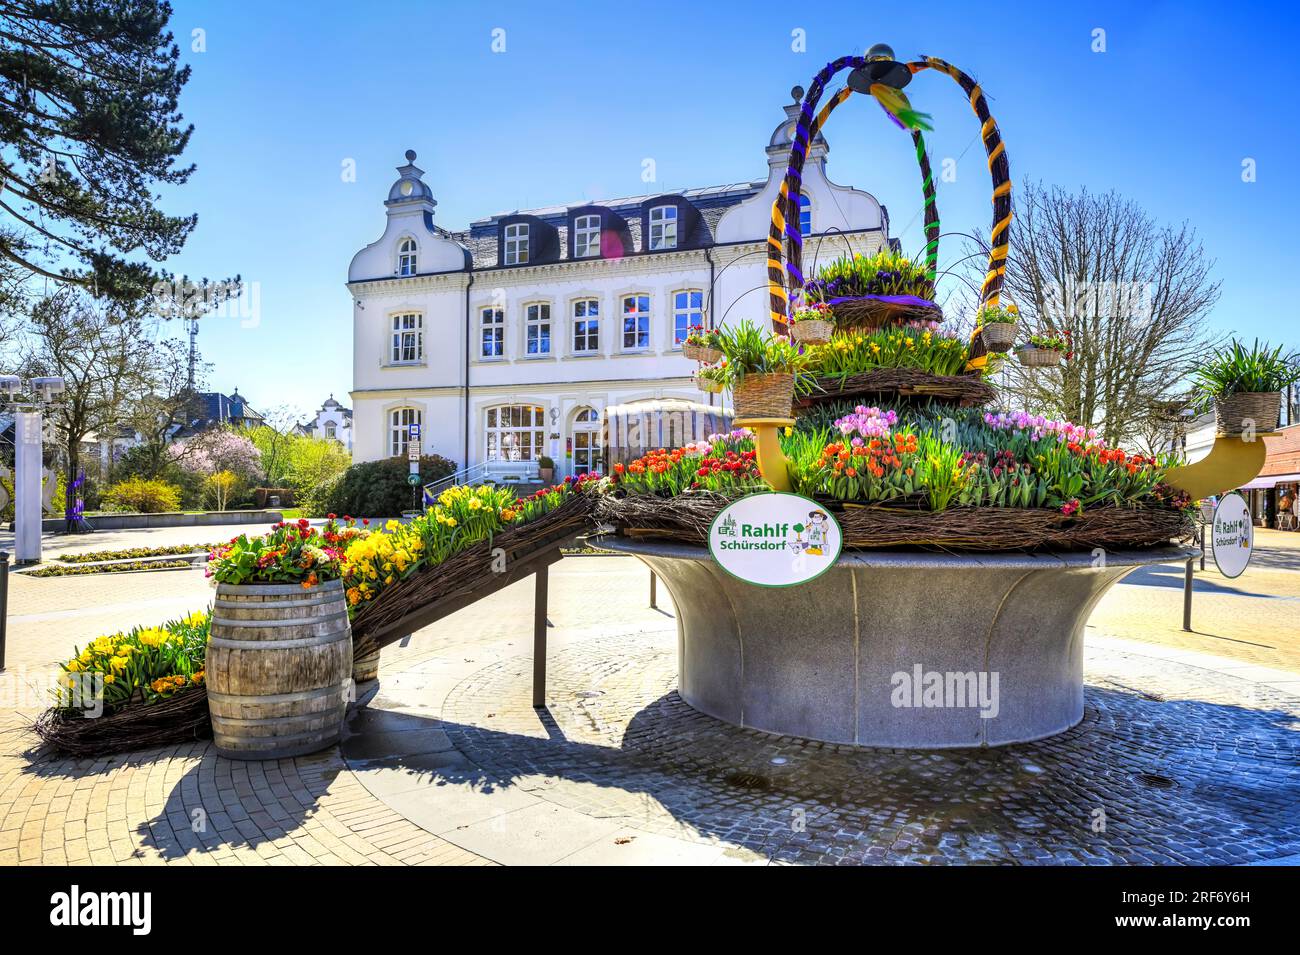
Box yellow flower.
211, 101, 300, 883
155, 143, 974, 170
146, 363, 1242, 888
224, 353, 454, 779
385, 519, 400, 531
92, 636, 114, 654
468, 498, 482, 511
65, 659, 84, 673
104, 674, 116, 685
445, 517, 457, 528
138, 628, 167, 648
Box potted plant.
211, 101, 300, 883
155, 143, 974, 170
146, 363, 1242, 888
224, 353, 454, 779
975, 303, 1019, 352
204, 518, 352, 759
538, 455, 556, 482
694, 362, 727, 394
1017, 332, 1070, 368
716, 320, 808, 419
682, 324, 723, 363
1192, 339, 1300, 434
802, 250, 941, 330
788, 302, 834, 344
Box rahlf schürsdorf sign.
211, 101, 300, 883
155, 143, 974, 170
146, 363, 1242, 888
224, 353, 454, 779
708, 492, 843, 587
1211, 491, 1253, 579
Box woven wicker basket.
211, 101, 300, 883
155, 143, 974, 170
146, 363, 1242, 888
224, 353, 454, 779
1216, 392, 1282, 434
682, 343, 722, 363
693, 371, 725, 394
980, 322, 1017, 352
790, 319, 833, 345
828, 296, 943, 331
732, 372, 795, 418
1017, 346, 1062, 368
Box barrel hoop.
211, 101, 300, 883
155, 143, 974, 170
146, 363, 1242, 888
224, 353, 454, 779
217, 578, 343, 593
213, 727, 338, 748
210, 610, 350, 630
214, 593, 342, 610
208, 629, 351, 652
208, 683, 347, 707
210, 711, 339, 729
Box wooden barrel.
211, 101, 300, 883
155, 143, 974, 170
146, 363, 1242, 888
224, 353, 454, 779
207, 579, 352, 760
352, 646, 380, 684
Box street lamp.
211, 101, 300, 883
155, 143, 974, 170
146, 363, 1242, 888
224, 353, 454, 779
4, 375, 65, 564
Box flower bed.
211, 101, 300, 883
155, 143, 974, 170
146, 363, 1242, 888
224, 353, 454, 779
35, 612, 213, 756
594, 408, 1193, 552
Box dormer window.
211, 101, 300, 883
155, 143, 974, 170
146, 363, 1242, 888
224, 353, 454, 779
574, 215, 601, 258
649, 205, 678, 250
504, 223, 529, 265
397, 238, 417, 275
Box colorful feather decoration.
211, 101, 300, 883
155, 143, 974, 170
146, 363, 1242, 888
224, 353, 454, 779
869, 83, 933, 131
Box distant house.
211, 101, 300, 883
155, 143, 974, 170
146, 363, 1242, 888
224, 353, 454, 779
299, 395, 353, 451
175, 389, 265, 438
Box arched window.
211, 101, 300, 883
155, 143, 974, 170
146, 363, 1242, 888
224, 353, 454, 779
571, 406, 601, 476
397, 238, 418, 276
390, 407, 421, 457
798, 195, 812, 237
485, 405, 544, 462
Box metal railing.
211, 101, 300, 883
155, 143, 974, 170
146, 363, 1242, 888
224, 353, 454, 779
422, 461, 492, 505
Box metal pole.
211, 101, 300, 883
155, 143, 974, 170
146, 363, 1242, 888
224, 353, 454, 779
1182, 556, 1194, 632
15, 410, 43, 564
532, 564, 548, 708
0, 550, 8, 671
649, 571, 657, 609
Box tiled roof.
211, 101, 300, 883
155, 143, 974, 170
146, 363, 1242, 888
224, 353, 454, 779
448, 182, 763, 270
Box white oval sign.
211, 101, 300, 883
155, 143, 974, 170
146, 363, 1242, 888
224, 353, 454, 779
708, 492, 843, 587
1211, 492, 1253, 579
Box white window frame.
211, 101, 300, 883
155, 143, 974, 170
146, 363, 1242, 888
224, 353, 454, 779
397, 237, 417, 276
649, 205, 678, 250
671, 290, 703, 347
504, 223, 529, 265
389, 407, 421, 458
571, 406, 601, 476
485, 404, 545, 462
572, 299, 599, 354
480, 307, 504, 359
798, 195, 812, 237
524, 302, 551, 357
621, 293, 651, 351
574, 215, 601, 259
390, 312, 423, 364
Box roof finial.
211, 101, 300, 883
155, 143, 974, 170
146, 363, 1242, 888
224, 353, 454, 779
790, 85, 804, 104
404, 149, 417, 163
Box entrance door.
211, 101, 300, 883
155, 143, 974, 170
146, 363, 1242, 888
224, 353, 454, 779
572, 407, 601, 476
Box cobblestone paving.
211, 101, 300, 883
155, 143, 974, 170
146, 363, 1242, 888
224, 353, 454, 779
414, 635, 1300, 866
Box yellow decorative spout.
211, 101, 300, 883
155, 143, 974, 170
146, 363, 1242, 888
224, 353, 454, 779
733, 417, 794, 492
1164, 432, 1275, 501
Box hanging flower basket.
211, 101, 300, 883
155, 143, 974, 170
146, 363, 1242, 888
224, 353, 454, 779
826, 294, 943, 331
732, 372, 795, 418
693, 370, 726, 394
979, 322, 1017, 352
1017, 345, 1062, 368
790, 318, 834, 345
683, 343, 723, 363
1215, 392, 1282, 434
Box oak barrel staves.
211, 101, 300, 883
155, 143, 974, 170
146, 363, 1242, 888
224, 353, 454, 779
207, 579, 352, 759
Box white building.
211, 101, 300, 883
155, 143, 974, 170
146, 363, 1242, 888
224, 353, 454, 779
300, 395, 353, 452
347, 97, 892, 480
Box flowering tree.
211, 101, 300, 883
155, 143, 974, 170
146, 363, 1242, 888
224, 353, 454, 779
168, 429, 263, 484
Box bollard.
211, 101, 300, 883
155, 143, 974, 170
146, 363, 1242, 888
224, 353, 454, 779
0, 550, 8, 671
1182, 556, 1194, 632
649, 571, 658, 609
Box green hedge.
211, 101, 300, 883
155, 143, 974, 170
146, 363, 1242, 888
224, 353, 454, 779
304, 454, 456, 518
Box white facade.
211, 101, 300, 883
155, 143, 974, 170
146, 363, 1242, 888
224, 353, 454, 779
301, 395, 353, 452
348, 102, 891, 479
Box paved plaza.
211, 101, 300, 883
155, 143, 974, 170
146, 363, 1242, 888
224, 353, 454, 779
2, 526, 1298, 865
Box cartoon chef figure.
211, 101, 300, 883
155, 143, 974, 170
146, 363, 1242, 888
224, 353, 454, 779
805, 510, 830, 556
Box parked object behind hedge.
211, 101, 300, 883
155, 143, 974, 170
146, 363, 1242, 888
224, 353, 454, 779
1192, 339, 1300, 434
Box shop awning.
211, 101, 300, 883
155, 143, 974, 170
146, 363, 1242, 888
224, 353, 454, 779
1239, 472, 1300, 490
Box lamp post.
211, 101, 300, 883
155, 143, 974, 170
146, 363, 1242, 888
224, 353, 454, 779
2, 374, 66, 564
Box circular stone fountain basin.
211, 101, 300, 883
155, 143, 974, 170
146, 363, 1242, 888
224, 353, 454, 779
599, 536, 1193, 748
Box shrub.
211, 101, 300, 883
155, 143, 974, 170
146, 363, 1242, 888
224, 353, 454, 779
101, 477, 183, 513
309, 454, 456, 518
1192, 339, 1300, 409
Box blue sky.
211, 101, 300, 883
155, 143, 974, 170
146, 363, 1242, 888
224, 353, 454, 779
161, 0, 1298, 417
